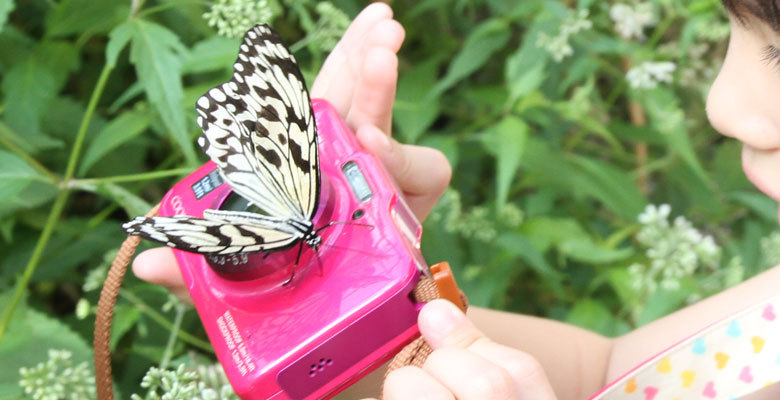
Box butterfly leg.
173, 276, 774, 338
282, 241, 306, 286
314, 245, 324, 276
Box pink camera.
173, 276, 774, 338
156, 99, 427, 399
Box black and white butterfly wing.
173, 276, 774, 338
123, 212, 301, 255
196, 24, 319, 221
122, 25, 320, 255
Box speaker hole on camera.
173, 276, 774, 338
351, 209, 364, 219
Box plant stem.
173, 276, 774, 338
137, 0, 209, 18
621, 58, 649, 195
160, 304, 186, 369
71, 168, 193, 186
120, 291, 214, 353
0, 64, 114, 343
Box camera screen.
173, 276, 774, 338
342, 161, 372, 202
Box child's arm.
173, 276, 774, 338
466, 265, 780, 399
468, 307, 611, 399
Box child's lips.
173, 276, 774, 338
741, 146, 780, 207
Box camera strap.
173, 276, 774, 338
93, 203, 160, 400
382, 262, 468, 392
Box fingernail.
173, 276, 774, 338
419, 299, 466, 343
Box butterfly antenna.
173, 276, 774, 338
314, 220, 373, 234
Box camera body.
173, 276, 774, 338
157, 99, 427, 399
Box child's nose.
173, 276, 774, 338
706, 70, 780, 151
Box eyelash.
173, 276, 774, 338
762, 45, 780, 69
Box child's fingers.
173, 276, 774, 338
419, 300, 558, 400
423, 347, 519, 400
356, 125, 451, 220
345, 19, 404, 134
132, 247, 193, 304
383, 366, 454, 400
346, 45, 398, 136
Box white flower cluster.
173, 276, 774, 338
610, 2, 656, 41
428, 189, 524, 243
628, 204, 721, 293
536, 9, 593, 62
18, 350, 95, 400
131, 364, 239, 400
761, 231, 780, 268
626, 61, 676, 89
203, 0, 276, 38
307, 2, 351, 52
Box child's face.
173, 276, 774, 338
707, 17, 780, 216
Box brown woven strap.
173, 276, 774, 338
381, 273, 468, 398
94, 203, 160, 400
384, 276, 440, 373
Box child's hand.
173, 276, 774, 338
311, 2, 450, 222
130, 3, 450, 301
379, 300, 558, 400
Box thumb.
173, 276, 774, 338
418, 300, 559, 400
418, 299, 488, 350
355, 124, 451, 221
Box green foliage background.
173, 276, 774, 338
1, 0, 778, 397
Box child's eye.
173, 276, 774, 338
762, 45, 780, 69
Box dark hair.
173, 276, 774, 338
722, 0, 780, 30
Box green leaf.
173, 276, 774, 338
496, 232, 564, 294
432, 19, 510, 95
0, 180, 57, 219
0, 217, 13, 242
558, 237, 634, 264
0, 295, 92, 392
521, 216, 588, 253
730, 191, 779, 224
0, 151, 54, 217
642, 88, 711, 186
46, 0, 128, 37
637, 285, 692, 326
110, 305, 141, 350
40, 96, 105, 142
606, 267, 636, 306
106, 21, 133, 68
394, 59, 441, 143
1, 60, 63, 150
35, 221, 123, 281
94, 182, 153, 217
566, 155, 646, 221
504, 35, 548, 104
34, 41, 80, 89
183, 36, 242, 74
0, 0, 15, 33
129, 20, 197, 164
0, 26, 34, 72
566, 299, 616, 336
79, 110, 150, 176
481, 116, 528, 209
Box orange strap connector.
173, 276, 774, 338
430, 262, 466, 312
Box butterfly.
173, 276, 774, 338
122, 24, 322, 262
